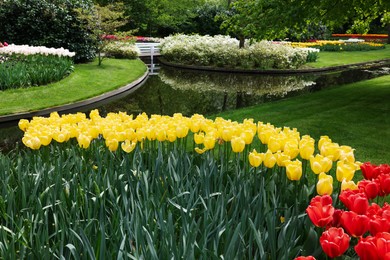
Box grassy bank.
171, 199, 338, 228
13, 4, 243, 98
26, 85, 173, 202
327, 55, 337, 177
215, 75, 390, 164
0, 59, 147, 115
308, 45, 390, 68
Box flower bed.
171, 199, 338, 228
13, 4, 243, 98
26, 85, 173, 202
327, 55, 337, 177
103, 41, 140, 59
1, 110, 382, 258
0, 44, 75, 90
287, 40, 385, 51
332, 34, 388, 43
160, 34, 318, 70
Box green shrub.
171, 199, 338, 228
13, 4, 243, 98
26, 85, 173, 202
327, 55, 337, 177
103, 41, 139, 59
0, 0, 96, 63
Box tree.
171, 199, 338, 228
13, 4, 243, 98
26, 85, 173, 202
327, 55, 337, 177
219, 0, 390, 43
76, 2, 129, 65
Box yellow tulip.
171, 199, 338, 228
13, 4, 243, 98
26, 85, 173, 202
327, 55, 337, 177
258, 124, 276, 144
194, 132, 205, 144
316, 172, 333, 195
38, 133, 52, 146
241, 130, 254, 145
77, 134, 91, 149
283, 141, 299, 159
262, 150, 277, 169
341, 180, 358, 191
176, 125, 189, 138
249, 149, 262, 167
310, 154, 333, 174
318, 135, 332, 150
156, 128, 166, 142
268, 134, 284, 153
203, 135, 216, 150
285, 159, 302, 181
106, 138, 119, 152
167, 129, 177, 142
231, 136, 245, 153
22, 136, 41, 150
299, 136, 315, 160
276, 151, 290, 167
18, 119, 30, 131
339, 145, 355, 163
195, 147, 207, 154
336, 160, 356, 182
121, 140, 137, 153
320, 141, 341, 161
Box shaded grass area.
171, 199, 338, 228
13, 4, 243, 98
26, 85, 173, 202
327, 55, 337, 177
0, 59, 147, 115
215, 75, 390, 164
308, 45, 390, 68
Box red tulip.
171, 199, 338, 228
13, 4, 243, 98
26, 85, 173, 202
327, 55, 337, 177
369, 216, 390, 236
320, 227, 350, 258
355, 232, 390, 260
330, 209, 344, 228
339, 189, 369, 215
355, 235, 380, 260
294, 256, 316, 260
377, 174, 390, 196
341, 211, 370, 237
361, 162, 382, 180
358, 179, 380, 199
3, 42, 7, 46
306, 195, 334, 227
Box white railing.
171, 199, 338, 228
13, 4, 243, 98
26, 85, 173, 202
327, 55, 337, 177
135, 43, 161, 75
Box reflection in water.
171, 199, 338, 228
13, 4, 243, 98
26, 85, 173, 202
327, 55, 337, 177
99, 64, 390, 117
100, 66, 317, 116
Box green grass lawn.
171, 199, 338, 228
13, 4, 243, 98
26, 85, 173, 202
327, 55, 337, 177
0, 59, 147, 115
215, 75, 390, 165
307, 45, 390, 68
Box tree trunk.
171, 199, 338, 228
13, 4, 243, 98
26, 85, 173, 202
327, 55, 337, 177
388, 24, 390, 44
239, 35, 245, 48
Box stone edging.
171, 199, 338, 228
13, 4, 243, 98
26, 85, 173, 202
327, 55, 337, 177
0, 70, 149, 125
159, 58, 390, 74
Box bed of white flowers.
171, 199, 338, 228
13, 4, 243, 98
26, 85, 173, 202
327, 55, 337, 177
0, 44, 75, 57
160, 34, 319, 70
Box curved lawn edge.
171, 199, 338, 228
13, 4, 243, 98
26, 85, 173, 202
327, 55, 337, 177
159, 57, 390, 74
0, 61, 149, 124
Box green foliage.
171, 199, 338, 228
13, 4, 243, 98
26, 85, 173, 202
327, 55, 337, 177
0, 132, 315, 258
0, 54, 74, 90
76, 2, 131, 65
0, 0, 96, 63
103, 41, 139, 59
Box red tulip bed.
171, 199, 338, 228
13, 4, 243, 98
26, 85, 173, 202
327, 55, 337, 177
304, 163, 390, 259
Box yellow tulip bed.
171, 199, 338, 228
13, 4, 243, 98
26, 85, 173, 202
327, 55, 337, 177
20, 110, 360, 196
2, 109, 368, 258
287, 40, 384, 51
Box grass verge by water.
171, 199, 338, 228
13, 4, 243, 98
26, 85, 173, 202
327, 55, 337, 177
215, 75, 390, 164
0, 59, 147, 115
307, 45, 390, 68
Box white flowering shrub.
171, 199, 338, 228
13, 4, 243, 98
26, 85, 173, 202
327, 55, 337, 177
103, 42, 140, 59
160, 34, 317, 69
